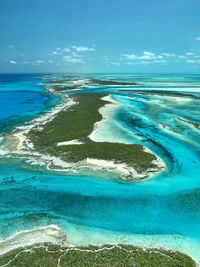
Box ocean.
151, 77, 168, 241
0, 73, 200, 262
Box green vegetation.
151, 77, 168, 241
29, 93, 106, 144
46, 78, 138, 86
50, 85, 86, 91
0, 244, 195, 267
89, 79, 138, 86
45, 78, 138, 92
28, 93, 157, 176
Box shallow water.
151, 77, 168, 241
0, 73, 200, 262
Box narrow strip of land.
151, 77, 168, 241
45, 78, 138, 91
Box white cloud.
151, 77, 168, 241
185, 52, 194, 56
123, 54, 137, 60
103, 56, 109, 62
124, 61, 149, 65
178, 51, 200, 63
32, 60, 45, 65
196, 37, 200, 41
8, 45, 13, 49
72, 45, 95, 52
52, 51, 59, 55
125, 60, 166, 65
111, 62, 120, 66
48, 60, 54, 64
63, 57, 82, 63
52, 50, 63, 55
179, 55, 186, 59
63, 53, 83, 63
161, 53, 176, 57
9, 60, 17, 64
142, 51, 155, 58
187, 60, 195, 63
187, 59, 200, 63
122, 51, 165, 63
36, 60, 44, 64
7, 58, 48, 65
51, 47, 70, 55
122, 51, 200, 65
63, 47, 71, 52
123, 51, 180, 64
141, 51, 163, 60
51, 45, 94, 58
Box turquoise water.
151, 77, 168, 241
0, 74, 60, 133
0, 73, 200, 261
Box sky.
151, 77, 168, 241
1, 0, 200, 73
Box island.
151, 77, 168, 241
5, 78, 165, 181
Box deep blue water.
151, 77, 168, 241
0, 73, 200, 261
0, 74, 60, 132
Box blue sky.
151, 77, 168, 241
1, 0, 200, 73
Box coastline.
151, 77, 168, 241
0, 74, 200, 266
2, 92, 166, 181
0, 224, 198, 266
0, 225, 65, 257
